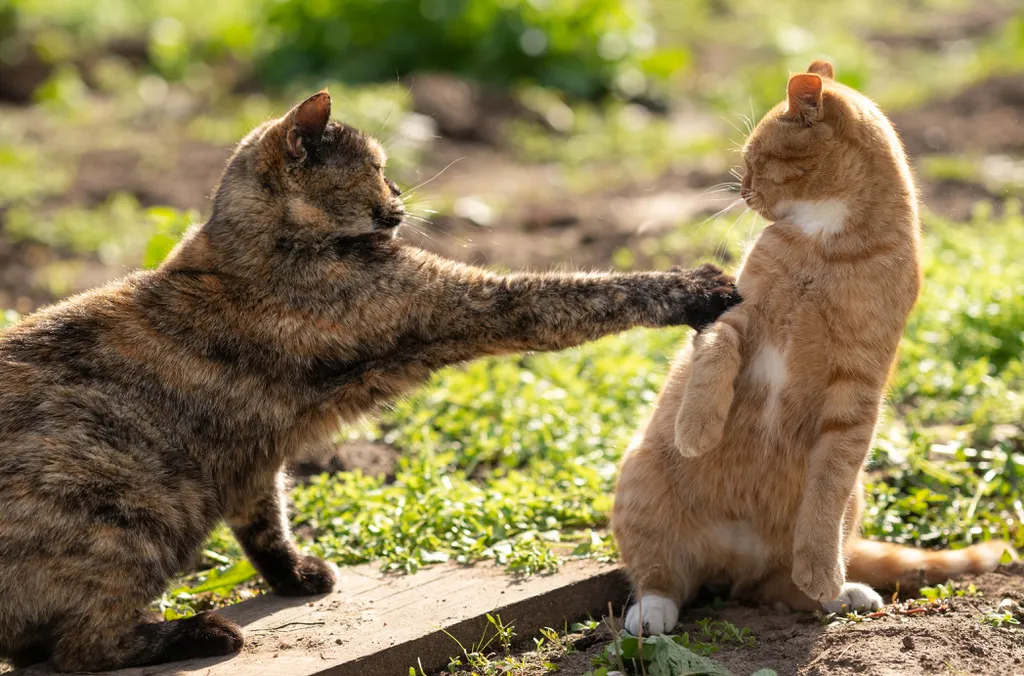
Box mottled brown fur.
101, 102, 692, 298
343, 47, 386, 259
612, 62, 1015, 635
0, 92, 740, 670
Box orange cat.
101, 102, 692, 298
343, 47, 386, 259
612, 61, 1016, 635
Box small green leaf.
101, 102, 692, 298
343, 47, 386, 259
183, 559, 257, 595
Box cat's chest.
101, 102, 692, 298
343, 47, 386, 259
735, 246, 822, 317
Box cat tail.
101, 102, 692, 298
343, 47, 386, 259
846, 537, 1017, 589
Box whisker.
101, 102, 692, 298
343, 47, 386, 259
702, 189, 742, 199
720, 115, 747, 139
738, 113, 754, 137
690, 197, 744, 240
400, 197, 444, 209
401, 157, 465, 198
402, 222, 437, 244
375, 100, 398, 139
715, 209, 745, 260
744, 206, 760, 243
701, 182, 741, 196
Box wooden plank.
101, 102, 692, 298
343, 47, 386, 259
15, 561, 628, 676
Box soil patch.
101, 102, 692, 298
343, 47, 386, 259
892, 73, 1024, 157
476, 564, 1024, 676
291, 440, 401, 482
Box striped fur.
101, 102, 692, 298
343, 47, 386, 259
612, 61, 1015, 634
0, 92, 742, 671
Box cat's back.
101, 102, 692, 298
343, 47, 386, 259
0, 274, 152, 404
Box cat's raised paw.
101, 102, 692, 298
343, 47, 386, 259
272, 555, 338, 597
674, 409, 724, 457
624, 594, 679, 636
822, 582, 884, 614
672, 264, 742, 331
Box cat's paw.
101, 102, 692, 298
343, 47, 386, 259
675, 264, 742, 332
674, 409, 723, 457
792, 546, 845, 603
271, 555, 338, 596
624, 594, 680, 636
822, 583, 884, 614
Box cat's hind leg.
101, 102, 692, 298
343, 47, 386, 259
50, 612, 243, 672
624, 593, 683, 636
612, 445, 699, 636
754, 570, 882, 614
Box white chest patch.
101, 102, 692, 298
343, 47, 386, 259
751, 345, 787, 392
751, 345, 787, 422
782, 199, 848, 237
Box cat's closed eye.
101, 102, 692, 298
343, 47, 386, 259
762, 157, 805, 183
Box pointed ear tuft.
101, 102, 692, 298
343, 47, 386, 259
286, 90, 331, 160
807, 60, 834, 80
786, 73, 823, 120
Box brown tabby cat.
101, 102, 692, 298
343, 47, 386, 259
612, 61, 1016, 635
0, 91, 740, 671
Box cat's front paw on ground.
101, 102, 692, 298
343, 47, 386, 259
822, 582, 884, 614
271, 556, 338, 597
792, 546, 845, 603
624, 594, 680, 636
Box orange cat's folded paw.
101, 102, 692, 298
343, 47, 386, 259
792, 545, 845, 603
674, 409, 724, 457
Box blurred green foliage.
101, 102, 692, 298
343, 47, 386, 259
0, 309, 19, 328
259, 0, 681, 98
2, 0, 679, 98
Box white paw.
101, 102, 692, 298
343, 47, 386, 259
822, 582, 884, 614
624, 594, 680, 636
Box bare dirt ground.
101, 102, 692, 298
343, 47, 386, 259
522, 565, 1024, 676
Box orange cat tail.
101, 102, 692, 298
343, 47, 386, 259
846, 538, 1017, 590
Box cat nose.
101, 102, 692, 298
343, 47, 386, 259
385, 178, 402, 197
740, 187, 752, 200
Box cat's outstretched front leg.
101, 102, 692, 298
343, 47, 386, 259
674, 309, 746, 456
375, 261, 740, 376
468, 262, 741, 353
226, 472, 336, 597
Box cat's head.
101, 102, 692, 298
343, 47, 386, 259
740, 60, 909, 224
213, 90, 405, 241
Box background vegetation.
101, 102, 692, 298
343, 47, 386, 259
1, 0, 1023, 672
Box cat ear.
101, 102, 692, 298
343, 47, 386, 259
807, 60, 834, 80
285, 90, 331, 160
786, 73, 823, 121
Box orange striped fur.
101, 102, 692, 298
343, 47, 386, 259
612, 61, 1016, 634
